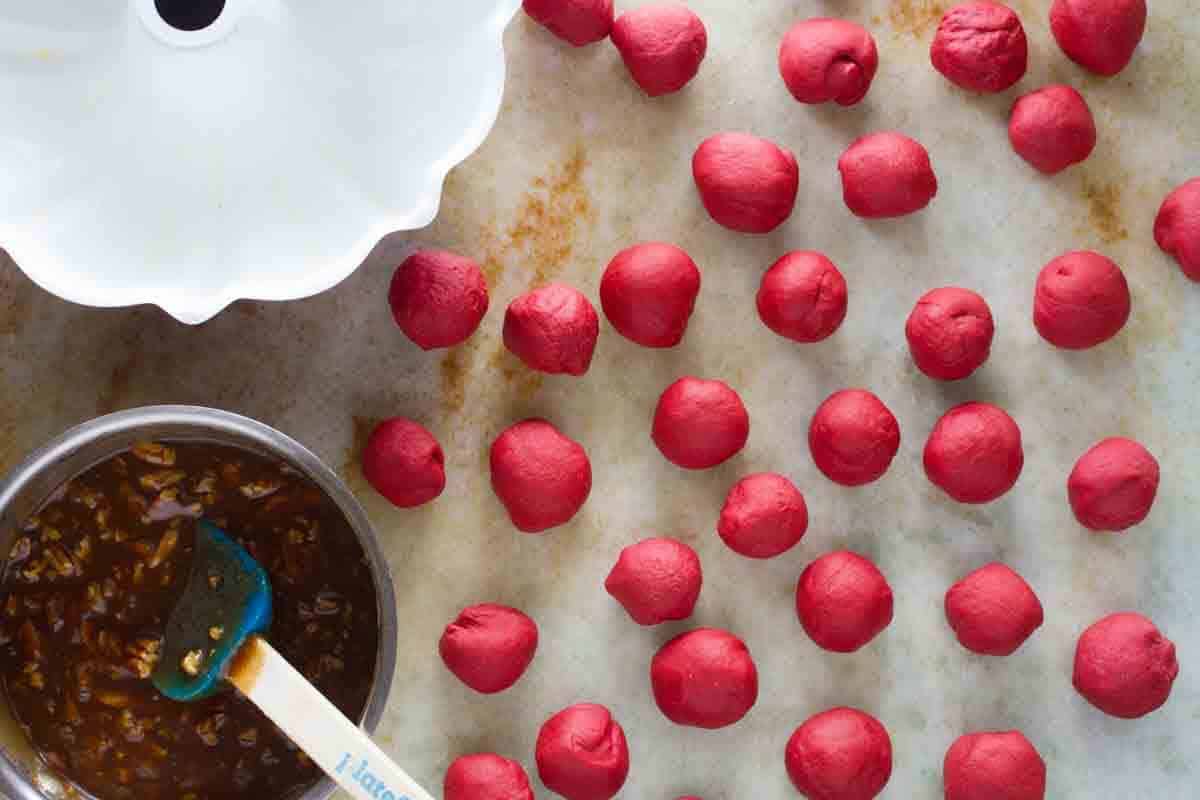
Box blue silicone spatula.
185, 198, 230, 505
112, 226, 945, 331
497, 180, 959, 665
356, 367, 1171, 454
152, 520, 433, 800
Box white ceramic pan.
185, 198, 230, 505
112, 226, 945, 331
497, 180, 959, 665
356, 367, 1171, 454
0, 1, 520, 323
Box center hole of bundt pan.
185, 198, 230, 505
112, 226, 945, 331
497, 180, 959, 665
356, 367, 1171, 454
155, 0, 226, 32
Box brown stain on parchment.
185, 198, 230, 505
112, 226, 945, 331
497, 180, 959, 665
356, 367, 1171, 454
489, 347, 544, 402
508, 144, 593, 287
440, 339, 544, 420
439, 145, 593, 416
475, 142, 595, 294
478, 227, 507, 290
439, 345, 478, 416
888, 0, 947, 38
1081, 180, 1129, 243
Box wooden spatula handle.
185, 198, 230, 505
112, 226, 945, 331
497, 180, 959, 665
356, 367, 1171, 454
229, 636, 434, 800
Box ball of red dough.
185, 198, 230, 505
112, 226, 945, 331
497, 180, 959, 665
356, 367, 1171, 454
523, 0, 613, 47
757, 251, 849, 343
600, 243, 701, 348
839, 132, 938, 218
445, 753, 535, 800
943, 731, 1047, 800
652, 377, 750, 470
796, 551, 894, 653
1033, 250, 1130, 349
693, 133, 800, 234
945, 563, 1044, 656
718, 473, 809, 559
1073, 612, 1179, 719
931, 2, 1028, 93
361, 417, 446, 508
651, 628, 759, 729
605, 537, 702, 625
1154, 177, 1200, 281
1050, 0, 1146, 76
389, 250, 489, 350
536, 704, 630, 800
924, 402, 1024, 504
808, 390, 901, 487
491, 419, 592, 532
779, 18, 879, 106
504, 283, 599, 376
785, 707, 893, 800
1068, 437, 1160, 532
1008, 85, 1097, 174
612, 3, 707, 97
906, 287, 995, 381
439, 604, 539, 694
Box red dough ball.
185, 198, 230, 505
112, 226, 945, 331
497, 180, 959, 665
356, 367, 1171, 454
504, 283, 599, 376
1073, 612, 1179, 719
785, 707, 893, 800
612, 4, 707, 97
757, 251, 849, 344
930, 2, 1028, 93
491, 419, 592, 533
605, 537, 702, 625
808, 390, 901, 487
779, 18, 879, 106
600, 243, 701, 348
943, 731, 1047, 800
1008, 85, 1097, 174
905, 287, 995, 381
1033, 251, 1131, 349
536, 704, 630, 800
439, 604, 539, 694
838, 132, 938, 218
796, 551, 894, 653
693, 133, 800, 234
718, 473, 809, 559
1050, 0, 1146, 76
445, 753, 534, 800
361, 417, 446, 508
1154, 177, 1200, 281
924, 402, 1024, 504
945, 563, 1044, 656
652, 377, 750, 470
523, 0, 613, 47
651, 628, 759, 729
389, 250, 489, 350
1068, 437, 1160, 532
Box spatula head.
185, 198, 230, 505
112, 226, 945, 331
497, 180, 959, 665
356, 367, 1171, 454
152, 520, 273, 701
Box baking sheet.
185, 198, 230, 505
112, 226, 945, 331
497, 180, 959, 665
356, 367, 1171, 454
0, 0, 1198, 797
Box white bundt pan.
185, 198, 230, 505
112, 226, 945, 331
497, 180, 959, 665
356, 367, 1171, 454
0, 0, 521, 323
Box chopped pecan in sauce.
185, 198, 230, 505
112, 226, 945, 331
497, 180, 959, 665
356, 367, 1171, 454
0, 443, 379, 800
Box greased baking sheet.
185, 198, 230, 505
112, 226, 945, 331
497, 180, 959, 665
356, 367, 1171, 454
0, 1, 1197, 797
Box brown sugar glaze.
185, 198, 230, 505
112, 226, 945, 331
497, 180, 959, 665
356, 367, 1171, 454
0, 442, 380, 800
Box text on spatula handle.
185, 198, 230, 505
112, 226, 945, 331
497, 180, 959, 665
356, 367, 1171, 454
336, 753, 412, 800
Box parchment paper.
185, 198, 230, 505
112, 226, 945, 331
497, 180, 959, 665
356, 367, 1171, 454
0, 1, 1197, 797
